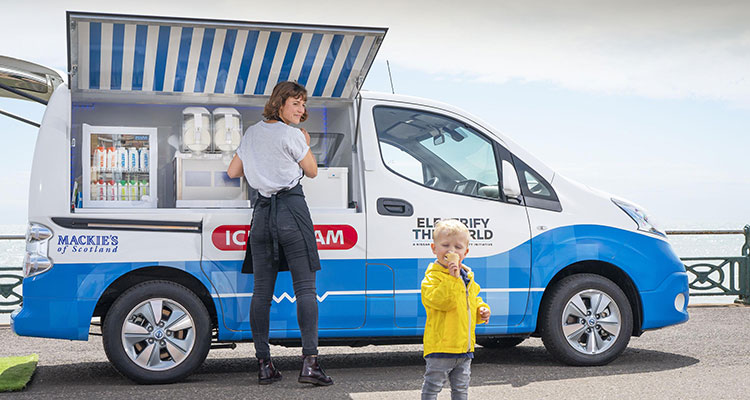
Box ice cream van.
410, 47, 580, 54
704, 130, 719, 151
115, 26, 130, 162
4, 12, 688, 384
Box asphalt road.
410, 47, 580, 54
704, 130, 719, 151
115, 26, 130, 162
1, 305, 748, 399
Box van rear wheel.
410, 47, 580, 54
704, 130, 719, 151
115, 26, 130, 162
540, 274, 632, 366
102, 280, 211, 384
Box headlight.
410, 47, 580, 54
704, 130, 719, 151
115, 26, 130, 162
612, 198, 666, 237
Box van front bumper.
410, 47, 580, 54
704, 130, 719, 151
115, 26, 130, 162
640, 271, 690, 330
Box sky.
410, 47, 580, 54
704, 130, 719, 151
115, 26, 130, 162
1, 0, 749, 229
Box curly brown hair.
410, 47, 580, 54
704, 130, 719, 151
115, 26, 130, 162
263, 81, 308, 123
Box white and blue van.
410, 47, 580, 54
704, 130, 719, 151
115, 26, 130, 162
5, 12, 688, 384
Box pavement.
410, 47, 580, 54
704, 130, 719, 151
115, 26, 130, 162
1, 305, 749, 399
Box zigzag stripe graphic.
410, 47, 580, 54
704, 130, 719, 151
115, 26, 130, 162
211, 288, 544, 303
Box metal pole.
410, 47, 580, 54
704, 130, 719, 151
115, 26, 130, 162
0, 108, 40, 127
0, 82, 48, 105
666, 229, 745, 235
0, 234, 25, 240
386, 60, 395, 94
737, 225, 750, 305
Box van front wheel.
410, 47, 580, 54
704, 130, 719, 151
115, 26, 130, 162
102, 280, 211, 384
540, 274, 632, 366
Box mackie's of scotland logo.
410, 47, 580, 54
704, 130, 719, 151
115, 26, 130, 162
212, 225, 358, 251
56, 234, 119, 255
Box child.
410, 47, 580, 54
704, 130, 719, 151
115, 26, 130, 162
421, 219, 491, 400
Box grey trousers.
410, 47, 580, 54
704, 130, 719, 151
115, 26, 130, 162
422, 357, 472, 400
249, 201, 319, 359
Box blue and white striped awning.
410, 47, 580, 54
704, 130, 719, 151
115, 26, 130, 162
68, 13, 386, 100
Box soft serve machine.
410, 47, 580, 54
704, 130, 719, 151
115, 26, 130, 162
174, 107, 249, 207
174, 107, 350, 210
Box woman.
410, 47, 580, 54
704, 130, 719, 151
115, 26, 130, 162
227, 81, 333, 386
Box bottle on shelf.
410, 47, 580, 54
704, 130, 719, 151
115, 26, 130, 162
118, 180, 129, 201
106, 180, 116, 201
139, 147, 149, 172
128, 180, 139, 201
95, 178, 106, 201
127, 147, 139, 172
139, 180, 149, 199
94, 146, 106, 172
90, 181, 98, 200
116, 146, 128, 173
106, 147, 117, 172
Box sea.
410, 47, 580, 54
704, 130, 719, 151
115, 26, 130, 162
1, 223, 746, 324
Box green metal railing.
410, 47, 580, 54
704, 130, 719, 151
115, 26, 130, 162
0, 234, 24, 314
2, 227, 750, 315
666, 225, 750, 305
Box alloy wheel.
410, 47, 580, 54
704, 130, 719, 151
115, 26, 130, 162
120, 298, 196, 371
560, 289, 622, 355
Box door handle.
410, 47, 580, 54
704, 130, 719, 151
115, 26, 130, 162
377, 198, 414, 216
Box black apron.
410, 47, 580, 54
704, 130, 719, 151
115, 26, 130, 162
241, 183, 321, 274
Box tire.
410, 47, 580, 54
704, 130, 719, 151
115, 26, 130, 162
477, 337, 526, 349
539, 274, 633, 366
102, 280, 211, 384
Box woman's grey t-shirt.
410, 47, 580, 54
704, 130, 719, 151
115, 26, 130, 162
237, 120, 309, 197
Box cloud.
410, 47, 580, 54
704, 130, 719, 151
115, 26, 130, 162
375, 0, 750, 107
3, 0, 749, 106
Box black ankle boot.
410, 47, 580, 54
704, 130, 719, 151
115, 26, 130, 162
298, 355, 333, 386
257, 358, 282, 385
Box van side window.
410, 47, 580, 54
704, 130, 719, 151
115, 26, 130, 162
512, 155, 562, 212
373, 106, 501, 200
379, 142, 424, 182
523, 171, 551, 197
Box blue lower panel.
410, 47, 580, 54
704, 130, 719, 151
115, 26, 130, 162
203, 258, 367, 334
481, 292, 529, 326
383, 252, 532, 328
391, 291, 530, 329
12, 225, 690, 343
529, 225, 689, 332
12, 297, 97, 340
640, 271, 689, 330
530, 225, 686, 292
12, 260, 219, 341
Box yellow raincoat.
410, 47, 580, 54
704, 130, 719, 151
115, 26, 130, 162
421, 262, 490, 357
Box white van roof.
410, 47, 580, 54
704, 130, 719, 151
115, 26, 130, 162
67, 12, 386, 101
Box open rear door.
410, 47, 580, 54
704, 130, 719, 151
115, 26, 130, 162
0, 56, 64, 126
0, 56, 64, 103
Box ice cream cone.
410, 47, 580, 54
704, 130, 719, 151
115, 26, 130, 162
445, 253, 460, 265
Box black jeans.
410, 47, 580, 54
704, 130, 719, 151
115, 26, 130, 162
249, 201, 318, 359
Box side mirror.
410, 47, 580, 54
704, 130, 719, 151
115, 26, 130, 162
501, 160, 522, 201
0, 56, 64, 104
